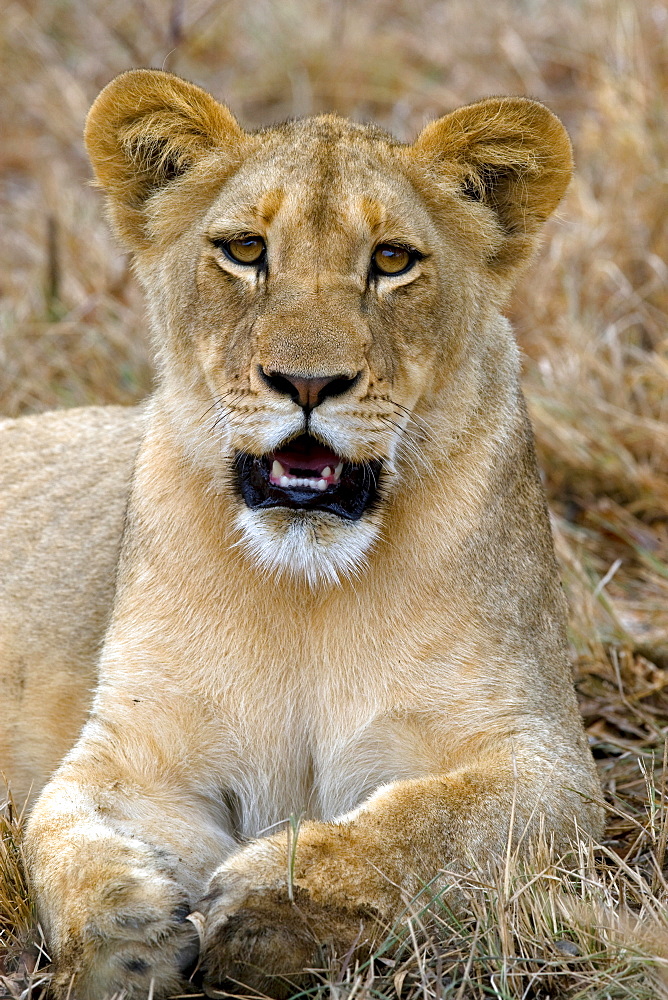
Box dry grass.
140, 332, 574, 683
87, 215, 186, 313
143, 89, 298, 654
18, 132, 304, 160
1, 0, 667, 996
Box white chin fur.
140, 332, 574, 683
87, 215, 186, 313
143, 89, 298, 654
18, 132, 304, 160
233, 506, 380, 586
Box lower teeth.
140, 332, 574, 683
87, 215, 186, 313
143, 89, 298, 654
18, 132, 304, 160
278, 475, 328, 491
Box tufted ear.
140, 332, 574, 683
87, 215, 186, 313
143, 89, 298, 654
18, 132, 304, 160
413, 97, 573, 271
84, 69, 246, 251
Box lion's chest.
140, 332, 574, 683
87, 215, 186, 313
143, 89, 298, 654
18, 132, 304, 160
209, 675, 460, 840
145, 568, 500, 842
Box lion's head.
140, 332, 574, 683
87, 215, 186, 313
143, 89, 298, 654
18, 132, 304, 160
85, 70, 572, 585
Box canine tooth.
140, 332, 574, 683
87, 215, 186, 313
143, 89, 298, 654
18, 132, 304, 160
334, 462, 344, 480
280, 476, 290, 487
316, 478, 327, 491
271, 460, 285, 480
321, 466, 332, 478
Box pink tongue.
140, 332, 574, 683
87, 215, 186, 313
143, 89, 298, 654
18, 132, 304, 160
273, 442, 340, 473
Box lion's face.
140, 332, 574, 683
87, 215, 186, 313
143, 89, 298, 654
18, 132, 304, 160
85, 72, 572, 585
174, 120, 458, 584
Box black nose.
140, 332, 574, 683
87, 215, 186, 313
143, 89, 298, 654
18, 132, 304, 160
260, 368, 361, 409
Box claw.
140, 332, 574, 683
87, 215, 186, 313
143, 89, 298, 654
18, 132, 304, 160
186, 909, 206, 942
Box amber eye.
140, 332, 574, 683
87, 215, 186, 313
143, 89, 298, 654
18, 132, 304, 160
371, 244, 415, 276
218, 236, 266, 266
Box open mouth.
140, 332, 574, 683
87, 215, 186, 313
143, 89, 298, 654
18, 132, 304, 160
234, 434, 382, 521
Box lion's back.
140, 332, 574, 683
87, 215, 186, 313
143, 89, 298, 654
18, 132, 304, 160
0, 405, 144, 804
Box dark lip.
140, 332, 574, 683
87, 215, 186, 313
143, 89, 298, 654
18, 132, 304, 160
234, 435, 383, 521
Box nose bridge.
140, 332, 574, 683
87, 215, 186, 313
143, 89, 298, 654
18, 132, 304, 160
256, 287, 367, 378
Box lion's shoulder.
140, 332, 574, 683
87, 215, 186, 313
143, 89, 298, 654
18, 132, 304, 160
0, 403, 143, 577
0, 405, 145, 801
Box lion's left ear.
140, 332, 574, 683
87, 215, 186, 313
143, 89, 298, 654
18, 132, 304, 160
85, 69, 247, 251
412, 97, 573, 270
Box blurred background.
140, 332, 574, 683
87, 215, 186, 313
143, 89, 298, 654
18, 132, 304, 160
1, 0, 667, 850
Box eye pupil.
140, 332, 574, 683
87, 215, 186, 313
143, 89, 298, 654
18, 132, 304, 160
373, 244, 413, 276
219, 236, 266, 265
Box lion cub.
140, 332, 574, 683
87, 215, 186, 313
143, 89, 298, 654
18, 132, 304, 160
0, 70, 602, 998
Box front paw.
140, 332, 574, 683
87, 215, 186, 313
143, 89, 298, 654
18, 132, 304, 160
51, 897, 200, 1000
193, 883, 374, 998
32, 841, 200, 999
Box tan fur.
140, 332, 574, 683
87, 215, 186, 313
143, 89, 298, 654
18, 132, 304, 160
0, 70, 602, 998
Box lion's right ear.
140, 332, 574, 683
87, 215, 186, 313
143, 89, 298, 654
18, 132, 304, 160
412, 97, 573, 275
85, 69, 246, 251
